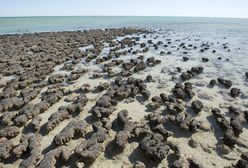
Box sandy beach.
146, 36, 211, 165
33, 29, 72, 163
0, 27, 248, 168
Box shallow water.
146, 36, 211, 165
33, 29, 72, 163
0, 16, 248, 35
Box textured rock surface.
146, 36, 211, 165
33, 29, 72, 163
0, 27, 247, 168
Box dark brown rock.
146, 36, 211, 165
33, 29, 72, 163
0, 138, 13, 161
191, 100, 203, 113
53, 120, 88, 145
139, 133, 170, 161
209, 79, 217, 86
230, 88, 241, 98
217, 78, 232, 88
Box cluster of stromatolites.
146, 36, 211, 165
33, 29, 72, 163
0, 27, 247, 168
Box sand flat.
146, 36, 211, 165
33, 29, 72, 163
0, 28, 248, 168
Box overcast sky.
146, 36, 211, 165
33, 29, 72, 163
0, 0, 247, 18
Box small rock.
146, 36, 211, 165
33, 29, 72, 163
191, 100, 203, 113
209, 79, 217, 86
140, 43, 146, 48
230, 88, 241, 98
217, 78, 232, 88
146, 75, 152, 82
183, 57, 189, 62
202, 58, 209, 62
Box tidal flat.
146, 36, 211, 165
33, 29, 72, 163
0, 27, 248, 168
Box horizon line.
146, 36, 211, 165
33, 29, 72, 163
0, 15, 247, 20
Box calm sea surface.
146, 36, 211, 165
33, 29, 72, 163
0, 16, 247, 36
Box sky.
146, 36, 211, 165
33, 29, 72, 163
0, 0, 247, 18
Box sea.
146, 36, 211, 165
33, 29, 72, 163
0, 16, 247, 36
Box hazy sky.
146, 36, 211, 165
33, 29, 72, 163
0, 0, 247, 18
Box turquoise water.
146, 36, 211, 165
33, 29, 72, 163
0, 16, 248, 35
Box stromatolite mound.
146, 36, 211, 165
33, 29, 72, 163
232, 152, 248, 168
74, 122, 108, 163
53, 120, 88, 145
0, 126, 20, 139
180, 66, 203, 81
230, 88, 241, 98
0, 138, 14, 161
217, 78, 232, 88
191, 100, 203, 113
139, 133, 170, 161
211, 108, 238, 147
38, 146, 72, 168
172, 82, 195, 99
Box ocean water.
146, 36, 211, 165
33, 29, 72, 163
0, 16, 247, 35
